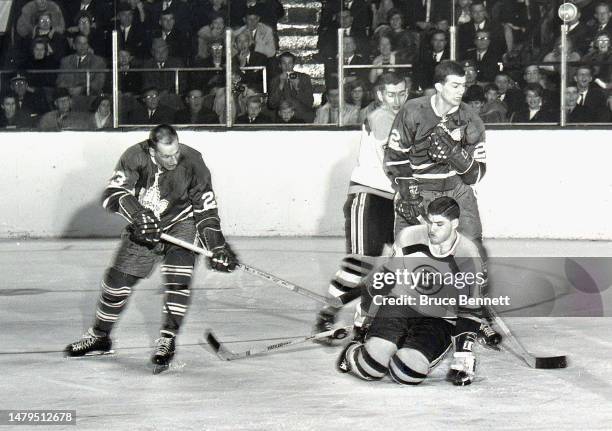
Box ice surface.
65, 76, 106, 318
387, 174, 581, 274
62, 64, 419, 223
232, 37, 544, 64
2, 238, 612, 430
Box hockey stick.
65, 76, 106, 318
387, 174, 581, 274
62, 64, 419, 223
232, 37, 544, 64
487, 306, 567, 369
205, 326, 352, 361
160, 233, 350, 308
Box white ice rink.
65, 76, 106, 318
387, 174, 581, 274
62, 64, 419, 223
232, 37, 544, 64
2, 237, 612, 430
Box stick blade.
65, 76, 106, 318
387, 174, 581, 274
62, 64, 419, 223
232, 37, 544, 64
205, 330, 234, 361
535, 355, 568, 369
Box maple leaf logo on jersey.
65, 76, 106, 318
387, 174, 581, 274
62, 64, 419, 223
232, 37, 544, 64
138, 170, 169, 218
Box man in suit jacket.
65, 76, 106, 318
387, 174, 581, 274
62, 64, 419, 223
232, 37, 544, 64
144, 0, 191, 35
343, 0, 371, 34
57, 34, 106, 95
417, 29, 450, 89
324, 35, 368, 87
128, 87, 175, 125
141, 38, 185, 94
494, 72, 523, 118
458, 1, 506, 58
0, 94, 35, 129
117, 3, 147, 58
318, 9, 369, 65
466, 30, 502, 83
236, 95, 272, 124
9, 74, 49, 116
235, 6, 277, 58
233, 31, 269, 92
64, 0, 112, 28
267, 51, 315, 123
151, 10, 191, 62
588, 2, 612, 42
174, 89, 220, 124
574, 65, 610, 122
564, 84, 596, 123
38, 88, 91, 130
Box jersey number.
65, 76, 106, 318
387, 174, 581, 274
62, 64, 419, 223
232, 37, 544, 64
202, 191, 218, 211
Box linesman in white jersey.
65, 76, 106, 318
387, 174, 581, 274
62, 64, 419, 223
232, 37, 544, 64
314, 73, 408, 338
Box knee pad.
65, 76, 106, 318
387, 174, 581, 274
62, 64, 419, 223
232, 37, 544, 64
389, 348, 430, 385
162, 249, 195, 286
350, 337, 397, 381
101, 268, 139, 300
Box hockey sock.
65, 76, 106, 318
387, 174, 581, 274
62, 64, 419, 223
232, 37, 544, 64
94, 268, 140, 335
328, 255, 374, 298
389, 348, 430, 385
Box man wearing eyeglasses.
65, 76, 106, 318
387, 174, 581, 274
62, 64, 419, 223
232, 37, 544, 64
465, 30, 502, 83
458, 1, 506, 58
174, 89, 220, 125
128, 87, 175, 124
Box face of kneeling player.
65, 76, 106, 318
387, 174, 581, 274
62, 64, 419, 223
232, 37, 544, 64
427, 213, 459, 245
150, 137, 180, 171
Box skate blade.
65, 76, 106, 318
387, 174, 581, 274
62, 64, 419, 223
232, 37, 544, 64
152, 363, 169, 375
65, 350, 115, 358
477, 337, 501, 351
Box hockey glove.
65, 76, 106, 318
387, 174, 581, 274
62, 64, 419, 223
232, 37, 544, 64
129, 209, 162, 246
427, 125, 474, 174
394, 178, 426, 224
208, 244, 238, 272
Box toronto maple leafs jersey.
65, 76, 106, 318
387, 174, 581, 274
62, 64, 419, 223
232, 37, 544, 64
384, 95, 487, 192
102, 141, 221, 231
349, 105, 396, 198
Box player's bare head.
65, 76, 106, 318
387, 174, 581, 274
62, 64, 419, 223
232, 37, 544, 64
148, 124, 180, 170
434, 61, 466, 106
376, 72, 407, 113
427, 197, 460, 244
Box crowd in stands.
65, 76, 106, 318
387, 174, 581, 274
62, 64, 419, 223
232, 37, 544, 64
1, 0, 612, 129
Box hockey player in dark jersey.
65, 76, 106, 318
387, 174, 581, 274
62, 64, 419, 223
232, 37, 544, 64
64, 124, 237, 372
384, 60, 501, 346
314, 73, 408, 340
337, 197, 484, 386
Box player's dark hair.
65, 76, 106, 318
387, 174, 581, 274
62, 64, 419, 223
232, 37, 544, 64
434, 60, 465, 84
427, 197, 460, 221
149, 124, 178, 149
376, 72, 403, 87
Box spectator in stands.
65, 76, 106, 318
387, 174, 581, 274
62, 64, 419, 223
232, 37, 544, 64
342, 79, 366, 125
211, 71, 258, 123
24, 10, 68, 61
541, 36, 581, 75
417, 29, 450, 89
573, 65, 610, 121
22, 38, 59, 92
192, 41, 225, 94
117, 3, 147, 59
236, 95, 272, 124
512, 83, 556, 123
463, 84, 505, 123
174, 88, 220, 124
64, 0, 112, 29
456, 0, 473, 25
371, 0, 397, 30
583, 32, 612, 80
268, 51, 315, 123
522, 64, 558, 109
0, 93, 35, 129
38, 88, 90, 130
152, 10, 190, 62
342, 36, 368, 84
318, 8, 369, 64
124, 0, 146, 25
192, 0, 227, 31
564, 7, 591, 56
233, 31, 269, 92
588, 2, 612, 42
564, 83, 595, 123
465, 30, 502, 82
17, 0, 66, 38
483, 83, 508, 120
369, 35, 406, 84
141, 38, 185, 94
57, 34, 107, 96
275, 99, 304, 124
499, 0, 540, 54
9, 74, 49, 115
314, 82, 357, 125
462, 60, 481, 87
118, 49, 142, 95
66, 11, 109, 59
458, 1, 506, 58
196, 14, 226, 62
494, 71, 522, 116
144, 0, 191, 36
235, 6, 277, 59
344, 0, 371, 34
89, 93, 113, 129
128, 86, 174, 124
230, 0, 285, 31
374, 9, 419, 64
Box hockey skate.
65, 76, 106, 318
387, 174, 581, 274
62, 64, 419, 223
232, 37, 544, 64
151, 336, 175, 374
64, 329, 114, 357
336, 341, 360, 374
478, 321, 503, 349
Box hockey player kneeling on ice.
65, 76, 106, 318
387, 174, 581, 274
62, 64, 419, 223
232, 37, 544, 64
337, 197, 483, 386
64, 124, 237, 373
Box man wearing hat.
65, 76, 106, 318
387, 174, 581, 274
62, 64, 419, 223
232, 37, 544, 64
0, 93, 35, 129
10, 74, 49, 116
235, 5, 277, 58
38, 88, 91, 130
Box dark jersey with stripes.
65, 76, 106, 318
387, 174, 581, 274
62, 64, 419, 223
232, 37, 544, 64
102, 141, 221, 231
384, 95, 487, 192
